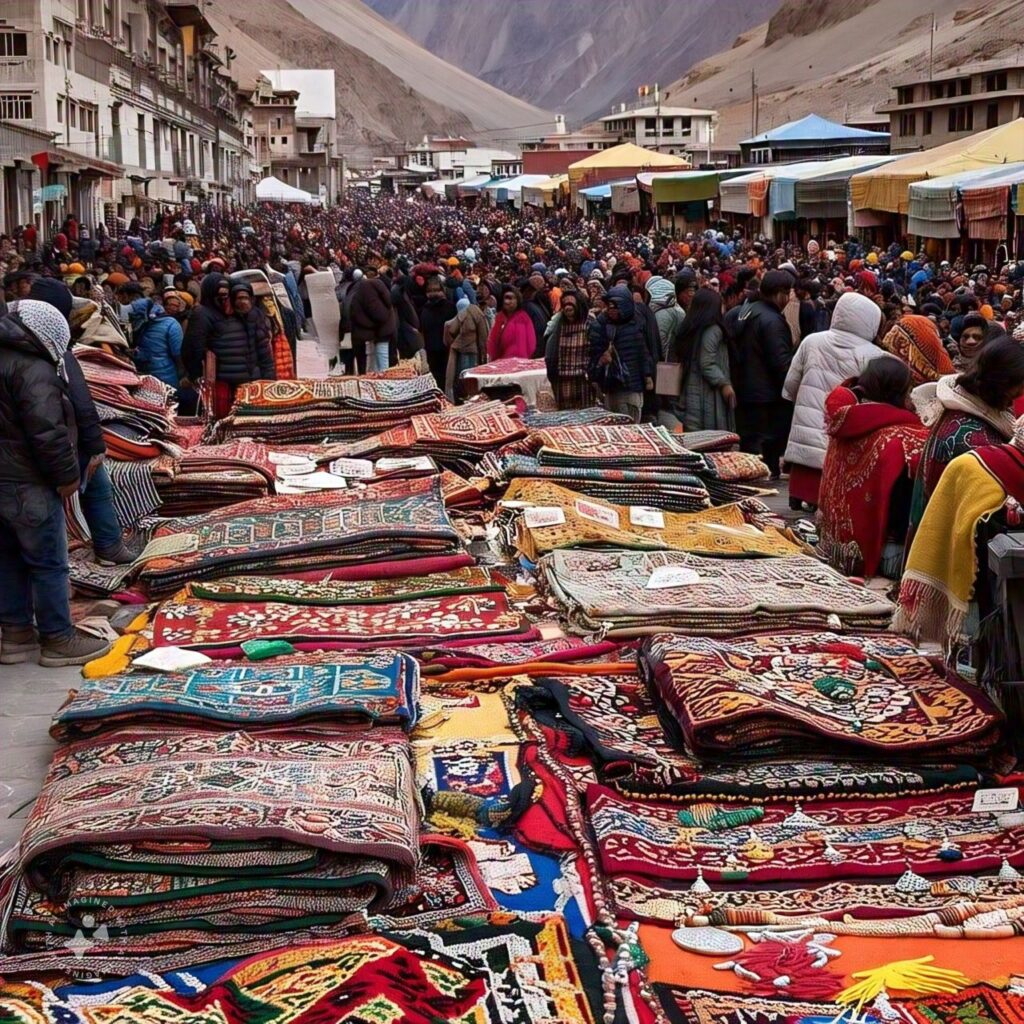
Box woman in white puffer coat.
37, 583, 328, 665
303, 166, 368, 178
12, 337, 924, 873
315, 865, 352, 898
782, 291, 882, 509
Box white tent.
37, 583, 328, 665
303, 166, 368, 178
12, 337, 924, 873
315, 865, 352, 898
256, 176, 315, 205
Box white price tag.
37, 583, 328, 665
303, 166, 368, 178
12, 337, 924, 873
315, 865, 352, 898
646, 565, 702, 589
275, 460, 318, 477
972, 787, 1019, 813
630, 506, 665, 529
268, 451, 314, 465
328, 457, 375, 479
524, 506, 567, 528
376, 456, 435, 472
575, 498, 620, 529
286, 472, 348, 490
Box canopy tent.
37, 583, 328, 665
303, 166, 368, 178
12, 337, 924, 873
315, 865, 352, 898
907, 161, 1024, 240
521, 174, 568, 208
741, 113, 890, 148
255, 175, 315, 205
420, 179, 448, 197
790, 155, 898, 221
850, 119, 1024, 216
483, 173, 549, 205
568, 143, 688, 198
638, 169, 721, 205
718, 162, 825, 216
453, 173, 496, 198
765, 154, 897, 220
611, 180, 641, 214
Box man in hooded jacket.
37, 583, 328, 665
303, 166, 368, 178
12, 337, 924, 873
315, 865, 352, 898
587, 285, 654, 423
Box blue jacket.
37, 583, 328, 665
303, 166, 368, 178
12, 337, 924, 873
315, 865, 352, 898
587, 286, 654, 395
130, 298, 183, 388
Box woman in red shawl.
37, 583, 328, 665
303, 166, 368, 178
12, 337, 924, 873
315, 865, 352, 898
818, 356, 929, 578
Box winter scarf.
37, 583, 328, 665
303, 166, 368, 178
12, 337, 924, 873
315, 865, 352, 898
879, 315, 954, 386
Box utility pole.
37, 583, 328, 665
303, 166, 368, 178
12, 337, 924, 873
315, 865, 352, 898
929, 13, 936, 80
750, 69, 758, 137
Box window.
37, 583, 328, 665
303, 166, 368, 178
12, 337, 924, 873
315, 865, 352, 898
928, 82, 943, 100
923, 110, 933, 135
897, 85, 913, 105
122, 21, 132, 50
45, 37, 52, 62
56, 95, 63, 122
69, 100, 77, 128
270, 136, 275, 144
280, 136, 288, 147
987, 101, 999, 129
138, 112, 147, 168
898, 112, 916, 136
0, 32, 28, 57
275, 116, 281, 129
0, 93, 32, 119
644, 117, 657, 135
985, 71, 1007, 92
948, 105, 973, 132
77, 0, 88, 19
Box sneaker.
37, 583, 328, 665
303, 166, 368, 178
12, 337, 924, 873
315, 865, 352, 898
39, 629, 113, 668
1, 626, 40, 665
95, 542, 138, 566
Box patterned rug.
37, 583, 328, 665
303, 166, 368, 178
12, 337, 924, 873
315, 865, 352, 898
0, 914, 606, 1021
642, 631, 1005, 763
152, 591, 536, 656
50, 652, 421, 741
588, 782, 1024, 888
541, 549, 893, 637
504, 480, 804, 561
17, 727, 419, 880
138, 476, 463, 595
518, 674, 981, 800
189, 566, 503, 605
533, 423, 706, 471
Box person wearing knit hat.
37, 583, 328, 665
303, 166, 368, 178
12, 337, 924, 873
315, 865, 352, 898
0, 299, 113, 666
980, 303, 995, 320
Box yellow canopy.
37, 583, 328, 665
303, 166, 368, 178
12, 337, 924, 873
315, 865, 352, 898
850, 119, 1024, 214
568, 143, 689, 195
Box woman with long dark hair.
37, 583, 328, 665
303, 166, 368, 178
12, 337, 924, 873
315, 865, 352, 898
674, 286, 735, 432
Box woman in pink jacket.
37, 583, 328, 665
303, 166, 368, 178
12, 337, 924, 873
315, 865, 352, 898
487, 287, 536, 360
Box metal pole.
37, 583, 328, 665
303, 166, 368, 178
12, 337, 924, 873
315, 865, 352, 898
929, 14, 935, 80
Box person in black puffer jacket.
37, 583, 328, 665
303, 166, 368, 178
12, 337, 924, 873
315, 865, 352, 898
587, 285, 654, 423
0, 300, 112, 667
349, 267, 397, 373
183, 274, 274, 417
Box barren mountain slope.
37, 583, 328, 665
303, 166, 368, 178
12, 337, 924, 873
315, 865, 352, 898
662, 0, 1020, 149
364, 0, 782, 122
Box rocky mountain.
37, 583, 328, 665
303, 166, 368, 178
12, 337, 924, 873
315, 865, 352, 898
363, 0, 783, 123
662, 0, 1019, 150
206, 0, 551, 165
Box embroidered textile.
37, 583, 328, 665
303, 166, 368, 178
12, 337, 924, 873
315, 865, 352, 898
189, 566, 502, 605
642, 631, 1004, 763
152, 591, 535, 655
138, 476, 462, 594
542, 549, 893, 636
505, 479, 803, 561
903, 984, 1024, 1024
521, 407, 632, 429
699, 451, 770, 482
50, 652, 421, 740
533, 423, 706, 472
16, 727, 419, 877
589, 783, 1024, 888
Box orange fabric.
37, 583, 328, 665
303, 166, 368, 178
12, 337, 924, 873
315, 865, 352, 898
640, 923, 1024, 990
431, 661, 636, 684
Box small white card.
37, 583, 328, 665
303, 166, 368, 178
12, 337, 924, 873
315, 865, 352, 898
524, 506, 567, 528
132, 646, 213, 672
268, 451, 314, 465
630, 506, 665, 529
575, 498, 620, 529
972, 787, 1019, 813
646, 565, 702, 589
286, 472, 349, 490
275, 460, 318, 477
376, 456, 435, 472
329, 457, 375, 479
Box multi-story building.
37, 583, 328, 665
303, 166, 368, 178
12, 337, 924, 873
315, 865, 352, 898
878, 60, 1024, 153
0, 0, 257, 235
253, 70, 344, 204
598, 103, 717, 161
739, 114, 890, 165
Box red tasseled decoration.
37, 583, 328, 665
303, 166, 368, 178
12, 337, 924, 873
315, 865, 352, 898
729, 941, 843, 1000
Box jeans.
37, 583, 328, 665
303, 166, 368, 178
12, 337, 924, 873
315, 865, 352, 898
79, 463, 123, 552
0, 481, 73, 639
365, 340, 390, 373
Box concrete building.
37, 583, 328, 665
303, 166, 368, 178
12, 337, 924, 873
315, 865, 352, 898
0, 0, 256, 235
878, 60, 1024, 154
598, 103, 717, 161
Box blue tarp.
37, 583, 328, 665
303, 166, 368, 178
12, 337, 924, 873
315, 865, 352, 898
742, 114, 889, 147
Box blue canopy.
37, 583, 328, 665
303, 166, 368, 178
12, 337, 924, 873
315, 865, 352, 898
742, 114, 889, 147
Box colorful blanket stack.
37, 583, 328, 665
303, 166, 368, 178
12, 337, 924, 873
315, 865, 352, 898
137, 476, 469, 596
209, 375, 447, 445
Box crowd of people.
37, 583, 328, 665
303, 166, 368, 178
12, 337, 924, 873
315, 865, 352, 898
2, 193, 1024, 664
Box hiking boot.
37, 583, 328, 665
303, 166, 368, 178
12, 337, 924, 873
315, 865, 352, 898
95, 541, 137, 566
1, 626, 40, 665
39, 629, 113, 668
